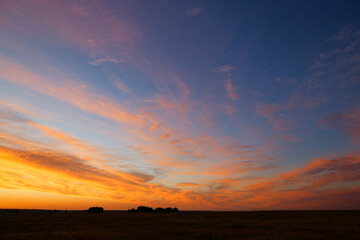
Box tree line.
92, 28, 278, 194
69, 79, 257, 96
128, 206, 179, 212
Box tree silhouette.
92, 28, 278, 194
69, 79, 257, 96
165, 207, 173, 212
127, 206, 179, 213
154, 207, 165, 212
136, 206, 153, 212
88, 206, 104, 213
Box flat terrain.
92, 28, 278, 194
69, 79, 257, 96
0, 210, 359, 239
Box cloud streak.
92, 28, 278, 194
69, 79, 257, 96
89, 56, 119, 65
225, 79, 239, 100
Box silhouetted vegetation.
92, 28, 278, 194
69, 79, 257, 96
128, 206, 179, 212
154, 207, 165, 212
88, 206, 104, 213
137, 206, 153, 212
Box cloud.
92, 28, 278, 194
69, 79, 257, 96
154, 95, 189, 113
248, 155, 360, 194
0, 0, 141, 63
330, 24, 357, 41
225, 79, 239, 100
318, 109, 360, 140
0, 108, 182, 204
307, 24, 360, 88
0, 57, 146, 127
69, 4, 87, 16
113, 80, 129, 93
160, 133, 170, 139
281, 135, 300, 142
186, 6, 202, 16
89, 56, 119, 65
27, 122, 106, 160
255, 104, 280, 117
1, 105, 359, 210
255, 103, 294, 130
219, 65, 236, 73
0, 57, 260, 181
0, 144, 147, 198
268, 118, 294, 130
190, 154, 360, 210
177, 182, 200, 187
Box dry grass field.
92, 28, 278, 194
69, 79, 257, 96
0, 210, 359, 239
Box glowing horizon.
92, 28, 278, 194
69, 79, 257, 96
0, 1, 359, 210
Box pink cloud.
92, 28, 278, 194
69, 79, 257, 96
318, 109, 360, 139
281, 135, 300, 142
255, 104, 280, 117
1, 1, 141, 62
69, 4, 87, 16
186, 6, 202, 16
114, 81, 129, 93
225, 79, 239, 100
255, 104, 294, 130
268, 118, 294, 130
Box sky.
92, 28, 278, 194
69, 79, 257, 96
0, 0, 360, 211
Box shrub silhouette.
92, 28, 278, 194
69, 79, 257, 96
88, 206, 104, 213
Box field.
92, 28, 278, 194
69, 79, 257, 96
0, 210, 359, 239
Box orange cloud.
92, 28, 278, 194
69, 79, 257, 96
28, 122, 99, 153
1, 123, 360, 210
177, 182, 200, 187
238, 154, 360, 209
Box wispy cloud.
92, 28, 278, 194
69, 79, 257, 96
318, 109, 360, 144
307, 24, 360, 88
219, 65, 236, 73
69, 4, 87, 16
255, 104, 280, 117
113, 80, 129, 93
90, 56, 119, 65
255, 103, 294, 130
0, 57, 146, 127
225, 79, 239, 100
186, 6, 202, 16
1, 102, 359, 209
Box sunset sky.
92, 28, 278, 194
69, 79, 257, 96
0, 0, 360, 210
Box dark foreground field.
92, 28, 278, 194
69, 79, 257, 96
0, 210, 359, 239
